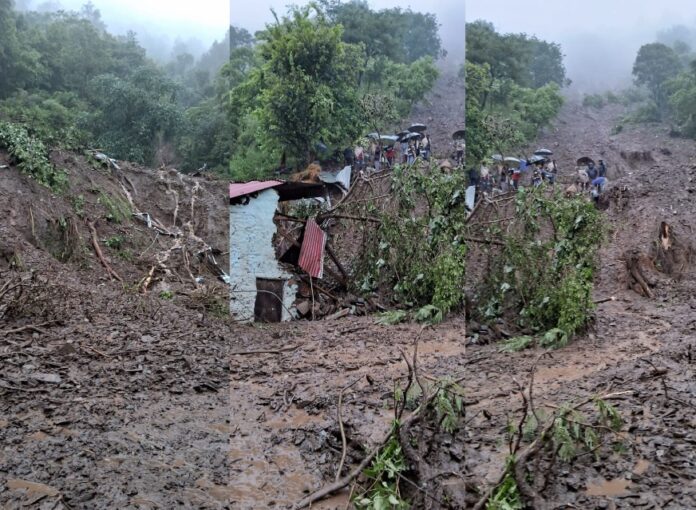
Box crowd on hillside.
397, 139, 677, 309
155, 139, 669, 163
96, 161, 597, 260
344, 130, 434, 172
468, 152, 610, 205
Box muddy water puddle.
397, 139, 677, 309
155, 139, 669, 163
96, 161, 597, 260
585, 478, 632, 497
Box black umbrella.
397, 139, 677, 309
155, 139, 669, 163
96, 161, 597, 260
407, 132, 423, 140
577, 156, 595, 166
408, 123, 427, 133
529, 155, 547, 164
452, 129, 466, 140
534, 149, 553, 156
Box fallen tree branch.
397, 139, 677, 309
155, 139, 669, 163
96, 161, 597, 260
292, 380, 441, 509
320, 213, 381, 224
336, 377, 362, 482
594, 296, 617, 305
229, 345, 299, 356
1, 321, 57, 336
464, 236, 505, 247
87, 221, 123, 282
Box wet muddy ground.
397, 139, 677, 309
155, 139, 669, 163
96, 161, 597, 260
2, 97, 696, 509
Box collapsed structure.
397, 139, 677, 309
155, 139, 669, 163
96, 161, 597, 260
228, 168, 351, 323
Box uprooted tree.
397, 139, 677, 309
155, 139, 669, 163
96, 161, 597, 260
337, 163, 604, 342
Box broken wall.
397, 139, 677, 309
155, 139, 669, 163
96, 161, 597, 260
229, 189, 297, 322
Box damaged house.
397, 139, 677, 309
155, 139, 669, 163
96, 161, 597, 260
228, 168, 351, 322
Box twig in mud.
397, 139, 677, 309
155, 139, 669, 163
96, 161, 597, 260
594, 296, 617, 305
229, 345, 300, 356
473, 384, 634, 510
336, 377, 362, 482
80, 344, 111, 358
292, 386, 440, 510
529, 352, 552, 425
396, 346, 414, 422
1, 321, 57, 336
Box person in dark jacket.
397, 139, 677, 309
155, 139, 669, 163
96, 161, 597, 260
587, 161, 598, 180
468, 166, 480, 188
598, 159, 607, 177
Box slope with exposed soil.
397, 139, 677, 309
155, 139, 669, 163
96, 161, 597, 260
0, 152, 236, 508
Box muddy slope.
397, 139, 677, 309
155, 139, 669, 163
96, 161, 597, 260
0, 152, 236, 508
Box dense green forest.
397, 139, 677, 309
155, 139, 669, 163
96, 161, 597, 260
226, 1, 442, 180
463, 20, 567, 165
0, 0, 443, 179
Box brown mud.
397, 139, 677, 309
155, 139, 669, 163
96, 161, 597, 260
1, 95, 696, 509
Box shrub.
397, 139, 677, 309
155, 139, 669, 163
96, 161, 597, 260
0, 121, 68, 191
354, 163, 469, 316
480, 188, 604, 342
582, 93, 605, 109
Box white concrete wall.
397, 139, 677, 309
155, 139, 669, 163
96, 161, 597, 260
229, 189, 297, 322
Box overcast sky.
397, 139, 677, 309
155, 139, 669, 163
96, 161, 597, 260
466, 0, 696, 92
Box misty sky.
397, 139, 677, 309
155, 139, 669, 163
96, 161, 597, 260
467, 0, 696, 92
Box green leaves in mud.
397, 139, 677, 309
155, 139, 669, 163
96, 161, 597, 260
487, 458, 523, 510
355, 436, 409, 510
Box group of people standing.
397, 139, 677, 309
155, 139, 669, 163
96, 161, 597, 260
344, 132, 432, 172
577, 159, 609, 202
469, 157, 559, 194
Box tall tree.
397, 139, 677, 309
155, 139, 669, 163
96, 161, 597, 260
633, 42, 683, 116
250, 6, 363, 166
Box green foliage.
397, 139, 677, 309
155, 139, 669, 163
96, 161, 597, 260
355, 163, 469, 316
667, 70, 696, 138
481, 189, 604, 342
433, 386, 463, 434
240, 6, 363, 168
583, 93, 605, 109
321, 0, 444, 64
72, 194, 86, 217
414, 305, 444, 325
594, 398, 623, 431
0, 121, 67, 191
605, 91, 620, 104
463, 22, 565, 166
487, 466, 522, 510
355, 436, 409, 510
0, 90, 91, 149
499, 336, 535, 353
86, 67, 183, 164
466, 20, 568, 88
376, 310, 408, 326
539, 328, 569, 350
97, 192, 131, 223
158, 290, 174, 300
103, 235, 125, 250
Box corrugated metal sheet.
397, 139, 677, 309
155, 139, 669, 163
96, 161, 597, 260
319, 165, 352, 191
229, 180, 283, 199
298, 218, 326, 279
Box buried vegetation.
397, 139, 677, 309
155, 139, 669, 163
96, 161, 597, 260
350, 165, 604, 346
